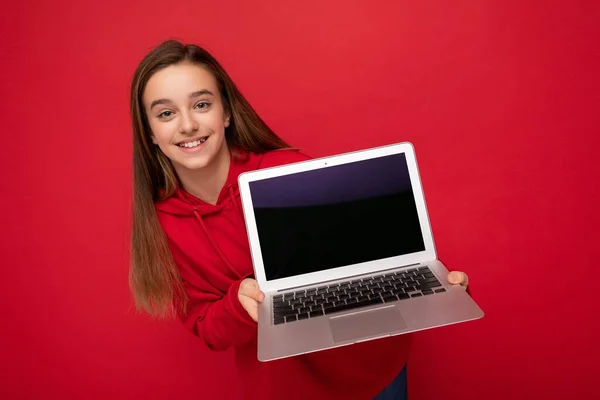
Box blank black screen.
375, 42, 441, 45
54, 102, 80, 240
249, 153, 425, 281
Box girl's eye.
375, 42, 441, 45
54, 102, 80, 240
158, 111, 173, 119
195, 102, 211, 110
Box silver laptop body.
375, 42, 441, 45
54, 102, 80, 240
238, 142, 484, 362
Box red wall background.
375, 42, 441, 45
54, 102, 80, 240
1, 1, 599, 399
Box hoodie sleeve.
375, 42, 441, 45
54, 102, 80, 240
178, 275, 257, 351
177, 150, 312, 349
159, 230, 257, 351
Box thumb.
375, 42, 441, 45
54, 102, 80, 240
447, 271, 468, 286
253, 288, 265, 302
243, 281, 265, 302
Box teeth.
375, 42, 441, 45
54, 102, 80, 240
179, 138, 207, 148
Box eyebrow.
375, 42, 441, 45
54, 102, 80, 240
150, 89, 215, 110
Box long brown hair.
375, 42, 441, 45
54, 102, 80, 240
130, 40, 291, 317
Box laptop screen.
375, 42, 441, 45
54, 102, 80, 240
249, 152, 426, 281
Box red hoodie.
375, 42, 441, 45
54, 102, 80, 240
155, 149, 412, 400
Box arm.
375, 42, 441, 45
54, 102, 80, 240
178, 277, 258, 351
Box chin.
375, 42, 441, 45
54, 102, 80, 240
180, 157, 213, 171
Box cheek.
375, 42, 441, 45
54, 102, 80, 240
212, 115, 228, 133
149, 122, 172, 145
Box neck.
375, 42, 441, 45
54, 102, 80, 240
175, 144, 231, 205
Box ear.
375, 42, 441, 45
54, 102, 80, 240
224, 108, 231, 127
151, 135, 157, 145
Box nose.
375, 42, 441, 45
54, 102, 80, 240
178, 111, 199, 134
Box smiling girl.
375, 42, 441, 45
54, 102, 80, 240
129, 40, 469, 400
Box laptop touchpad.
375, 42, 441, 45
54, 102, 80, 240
328, 306, 407, 343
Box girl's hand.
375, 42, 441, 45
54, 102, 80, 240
238, 278, 265, 322
447, 271, 469, 289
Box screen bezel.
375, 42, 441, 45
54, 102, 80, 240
238, 142, 437, 292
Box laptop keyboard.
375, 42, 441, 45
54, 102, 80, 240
272, 266, 446, 325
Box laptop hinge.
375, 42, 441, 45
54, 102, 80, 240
277, 263, 422, 292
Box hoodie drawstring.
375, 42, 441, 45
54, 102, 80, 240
193, 208, 240, 278
192, 186, 245, 278
228, 185, 245, 222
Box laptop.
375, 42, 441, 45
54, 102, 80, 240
238, 141, 484, 362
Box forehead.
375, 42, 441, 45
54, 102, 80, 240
143, 62, 219, 105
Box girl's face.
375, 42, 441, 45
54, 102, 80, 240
143, 62, 230, 175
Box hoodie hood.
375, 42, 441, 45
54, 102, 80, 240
154, 149, 311, 279
155, 150, 265, 217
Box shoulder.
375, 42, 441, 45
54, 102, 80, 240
258, 148, 313, 169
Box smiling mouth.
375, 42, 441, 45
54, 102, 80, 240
177, 137, 208, 148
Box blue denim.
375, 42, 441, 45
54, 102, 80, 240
373, 365, 407, 400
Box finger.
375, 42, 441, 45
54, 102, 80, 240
254, 289, 265, 302
239, 296, 259, 322
447, 271, 469, 286
251, 282, 265, 302
248, 304, 258, 322
240, 283, 265, 302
